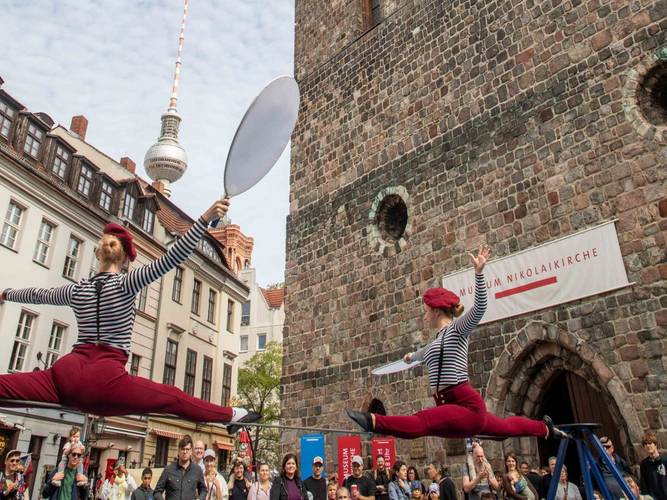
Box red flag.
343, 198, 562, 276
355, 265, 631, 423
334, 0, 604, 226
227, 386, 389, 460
337, 436, 361, 486
371, 437, 395, 470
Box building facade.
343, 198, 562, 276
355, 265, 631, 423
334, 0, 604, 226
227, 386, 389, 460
283, 0, 666, 479
0, 77, 247, 493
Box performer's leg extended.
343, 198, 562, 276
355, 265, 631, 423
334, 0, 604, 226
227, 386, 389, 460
0, 368, 59, 404
480, 412, 547, 438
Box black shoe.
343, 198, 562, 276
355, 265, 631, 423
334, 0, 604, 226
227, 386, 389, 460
227, 411, 262, 435
346, 409, 373, 432
368, 399, 387, 416
544, 415, 569, 440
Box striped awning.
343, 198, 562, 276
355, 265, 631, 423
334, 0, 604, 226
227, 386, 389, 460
214, 440, 234, 451
149, 428, 183, 440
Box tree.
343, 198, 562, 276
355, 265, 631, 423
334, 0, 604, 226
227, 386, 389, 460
232, 341, 282, 469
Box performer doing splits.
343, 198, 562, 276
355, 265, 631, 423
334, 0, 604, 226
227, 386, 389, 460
346, 245, 567, 440
0, 199, 259, 430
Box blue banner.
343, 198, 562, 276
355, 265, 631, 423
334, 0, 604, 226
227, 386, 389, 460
300, 433, 325, 480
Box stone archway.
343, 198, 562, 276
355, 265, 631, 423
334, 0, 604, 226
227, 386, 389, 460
484, 321, 643, 464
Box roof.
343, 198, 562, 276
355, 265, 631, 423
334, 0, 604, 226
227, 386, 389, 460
261, 287, 285, 309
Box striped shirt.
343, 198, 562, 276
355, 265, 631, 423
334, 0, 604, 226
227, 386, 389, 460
412, 273, 487, 390
5, 218, 209, 354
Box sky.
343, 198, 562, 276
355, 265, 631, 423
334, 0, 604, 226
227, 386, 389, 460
0, 0, 295, 286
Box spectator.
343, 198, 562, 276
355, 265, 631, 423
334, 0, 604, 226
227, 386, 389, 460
519, 463, 540, 494
248, 463, 272, 500
337, 489, 350, 500
426, 462, 456, 500
204, 449, 228, 500
304, 457, 326, 500
371, 456, 390, 500
406, 468, 424, 496
53, 427, 87, 487
426, 484, 439, 500
463, 444, 500, 500
622, 474, 653, 500
554, 467, 581, 500
538, 457, 557, 500
502, 453, 537, 500
388, 462, 410, 500
269, 454, 308, 500
327, 484, 337, 500
409, 487, 423, 500
100, 461, 136, 500
343, 457, 375, 500
154, 435, 206, 500
598, 436, 631, 499
639, 432, 667, 500
229, 462, 252, 500
131, 469, 153, 500
1, 450, 28, 500
479, 494, 494, 500
232, 446, 253, 481
194, 441, 207, 472
42, 443, 88, 500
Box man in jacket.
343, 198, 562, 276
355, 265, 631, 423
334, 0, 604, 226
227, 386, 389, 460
154, 435, 206, 500
42, 444, 88, 500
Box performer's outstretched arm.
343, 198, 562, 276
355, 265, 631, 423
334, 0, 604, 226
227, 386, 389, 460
2, 283, 75, 306
121, 199, 228, 296
452, 272, 487, 337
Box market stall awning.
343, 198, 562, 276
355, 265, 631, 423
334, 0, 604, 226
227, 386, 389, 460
149, 428, 183, 440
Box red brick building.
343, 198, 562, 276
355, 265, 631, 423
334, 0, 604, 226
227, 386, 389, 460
283, 0, 666, 475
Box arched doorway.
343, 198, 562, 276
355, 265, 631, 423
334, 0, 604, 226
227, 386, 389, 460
537, 371, 627, 485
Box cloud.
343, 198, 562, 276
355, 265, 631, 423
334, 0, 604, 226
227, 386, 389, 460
0, 0, 294, 286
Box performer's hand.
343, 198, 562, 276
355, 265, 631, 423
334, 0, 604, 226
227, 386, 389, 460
403, 353, 413, 363
202, 198, 231, 223
469, 244, 492, 274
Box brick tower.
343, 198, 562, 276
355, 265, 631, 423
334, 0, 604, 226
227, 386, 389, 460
284, 0, 667, 473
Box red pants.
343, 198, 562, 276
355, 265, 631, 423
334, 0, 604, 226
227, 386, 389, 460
0, 344, 233, 422
373, 382, 546, 439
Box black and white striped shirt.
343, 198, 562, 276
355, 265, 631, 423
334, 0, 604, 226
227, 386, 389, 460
5, 218, 208, 354
412, 273, 487, 390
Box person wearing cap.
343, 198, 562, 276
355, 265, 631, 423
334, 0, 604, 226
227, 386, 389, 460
303, 457, 326, 500
346, 245, 566, 441
203, 449, 228, 500
42, 443, 89, 500
343, 457, 375, 500
0, 450, 27, 500
0, 199, 259, 428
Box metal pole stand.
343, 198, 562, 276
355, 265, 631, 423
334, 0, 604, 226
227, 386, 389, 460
546, 423, 635, 500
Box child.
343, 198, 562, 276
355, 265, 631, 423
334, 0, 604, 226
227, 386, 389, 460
53, 426, 87, 487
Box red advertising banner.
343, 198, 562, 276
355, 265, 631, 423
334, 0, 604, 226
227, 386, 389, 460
371, 437, 396, 470
337, 435, 362, 486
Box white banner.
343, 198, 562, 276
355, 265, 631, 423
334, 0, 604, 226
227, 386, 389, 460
441, 221, 631, 324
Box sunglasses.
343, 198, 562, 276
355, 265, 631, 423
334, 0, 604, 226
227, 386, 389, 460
71, 453, 82, 458
8, 459, 20, 464
314, 464, 323, 467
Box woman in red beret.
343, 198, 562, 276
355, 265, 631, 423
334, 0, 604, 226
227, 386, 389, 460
347, 245, 566, 440
0, 199, 259, 428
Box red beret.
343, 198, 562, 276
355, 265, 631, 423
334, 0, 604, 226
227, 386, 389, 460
103, 223, 137, 261
422, 287, 460, 309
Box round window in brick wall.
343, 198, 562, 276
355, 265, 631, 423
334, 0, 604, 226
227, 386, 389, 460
366, 186, 411, 256
637, 64, 667, 127
623, 56, 667, 144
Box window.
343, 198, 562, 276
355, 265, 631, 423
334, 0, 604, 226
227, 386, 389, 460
155, 437, 170, 468
201, 356, 213, 402
62, 236, 82, 279
130, 354, 141, 376
0, 101, 15, 139
45, 322, 66, 368
9, 311, 36, 372
225, 298, 233, 331
99, 181, 114, 211
33, 219, 55, 265
142, 209, 155, 234
172, 267, 183, 303
23, 123, 44, 158
240, 335, 249, 353
191, 279, 201, 315
257, 334, 267, 351
1, 200, 25, 250
77, 164, 93, 197
184, 349, 197, 396
136, 286, 148, 312
163, 339, 178, 385
123, 192, 136, 220
241, 301, 251, 326
208, 290, 218, 324
221, 363, 232, 406
51, 145, 70, 179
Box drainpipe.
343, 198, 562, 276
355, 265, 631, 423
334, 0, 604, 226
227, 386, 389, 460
144, 274, 165, 466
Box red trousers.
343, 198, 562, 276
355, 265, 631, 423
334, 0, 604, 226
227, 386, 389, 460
373, 382, 546, 439
0, 344, 233, 422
